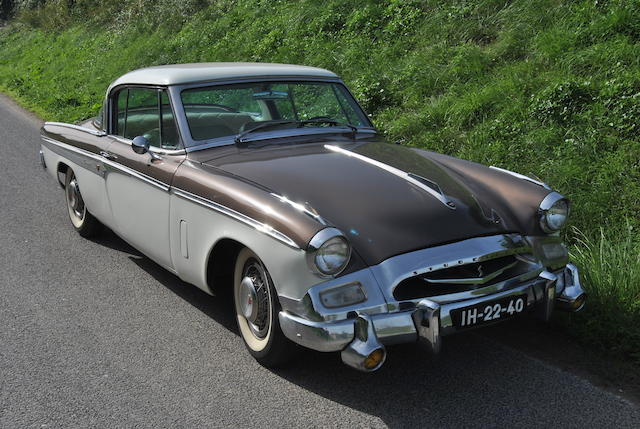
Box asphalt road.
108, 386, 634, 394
1, 94, 639, 428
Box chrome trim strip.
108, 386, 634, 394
171, 187, 301, 250
270, 193, 328, 225
44, 121, 107, 137
424, 260, 519, 285
489, 166, 552, 190
41, 136, 170, 192
324, 144, 454, 209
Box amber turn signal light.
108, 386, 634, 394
363, 348, 385, 370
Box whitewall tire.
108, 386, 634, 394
233, 247, 297, 367
64, 168, 101, 238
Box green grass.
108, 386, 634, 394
1, 0, 639, 362
567, 224, 640, 361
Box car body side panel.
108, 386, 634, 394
169, 191, 323, 300
40, 124, 114, 228
102, 137, 185, 271
172, 159, 329, 251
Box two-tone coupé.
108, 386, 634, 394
40, 63, 585, 371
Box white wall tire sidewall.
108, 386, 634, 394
234, 248, 273, 353
65, 170, 85, 230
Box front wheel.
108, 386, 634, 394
65, 168, 101, 238
233, 247, 297, 367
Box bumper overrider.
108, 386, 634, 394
278, 235, 586, 372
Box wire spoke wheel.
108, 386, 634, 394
233, 247, 297, 366
238, 259, 272, 340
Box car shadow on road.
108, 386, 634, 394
91, 227, 239, 334
90, 228, 634, 427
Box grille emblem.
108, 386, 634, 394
477, 265, 484, 278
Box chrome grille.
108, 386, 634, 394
393, 254, 533, 300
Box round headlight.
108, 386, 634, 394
307, 228, 351, 276
539, 192, 570, 233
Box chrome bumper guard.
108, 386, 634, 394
279, 264, 585, 371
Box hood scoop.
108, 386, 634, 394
406, 173, 456, 209
324, 145, 455, 210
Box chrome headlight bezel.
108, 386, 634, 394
306, 227, 352, 277
539, 192, 570, 233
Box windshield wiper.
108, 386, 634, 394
234, 120, 298, 144
301, 117, 358, 138
235, 117, 359, 144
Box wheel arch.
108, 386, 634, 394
205, 237, 245, 295
56, 161, 69, 188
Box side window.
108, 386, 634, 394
114, 88, 179, 149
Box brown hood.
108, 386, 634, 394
190, 139, 551, 265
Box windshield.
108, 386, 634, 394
180, 81, 371, 141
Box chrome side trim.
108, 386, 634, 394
172, 187, 300, 250
325, 144, 454, 209
44, 121, 107, 137
270, 193, 328, 226
489, 165, 552, 190
41, 136, 170, 192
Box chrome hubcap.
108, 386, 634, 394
67, 176, 85, 220
239, 276, 259, 321
240, 261, 270, 339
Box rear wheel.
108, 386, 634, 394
233, 247, 297, 367
65, 168, 101, 238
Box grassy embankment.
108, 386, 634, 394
1, 0, 638, 362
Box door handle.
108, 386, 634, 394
99, 151, 118, 161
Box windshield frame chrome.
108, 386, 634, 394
169, 77, 376, 150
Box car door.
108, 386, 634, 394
102, 86, 185, 271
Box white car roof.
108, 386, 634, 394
107, 62, 339, 91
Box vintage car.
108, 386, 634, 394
40, 63, 586, 371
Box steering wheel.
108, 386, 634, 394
207, 103, 239, 113
305, 115, 339, 124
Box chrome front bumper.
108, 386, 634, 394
279, 264, 585, 370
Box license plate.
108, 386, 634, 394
451, 295, 527, 329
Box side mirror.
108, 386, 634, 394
132, 136, 150, 154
